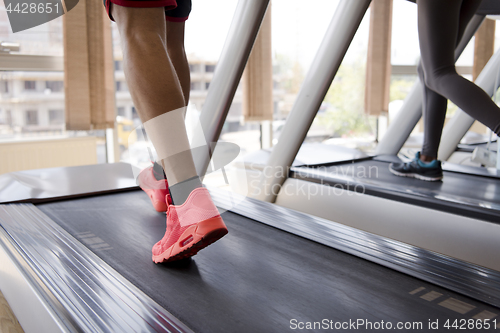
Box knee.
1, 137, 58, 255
422, 66, 457, 92
113, 6, 166, 46
417, 63, 424, 77
417, 63, 425, 82
422, 73, 438, 91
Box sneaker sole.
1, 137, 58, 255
151, 197, 168, 213
389, 167, 443, 182
152, 216, 228, 263
142, 189, 168, 213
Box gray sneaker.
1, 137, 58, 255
389, 152, 443, 181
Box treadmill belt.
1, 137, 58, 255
37, 191, 499, 332
291, 160, 500, 223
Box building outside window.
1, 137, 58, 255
46, 81, 64, 92
205, 64, 216, 73
24, 81, 36, 91
48, 110, 64, 125
1, 81, 9, 93
25, 110, 38, 125
189, 64, 200, 72
116, 81, 128, 92
117, 107, 125, 116
6, 110, 12, 126
190, 81, 202, 91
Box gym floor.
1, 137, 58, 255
0, 290, 23, 333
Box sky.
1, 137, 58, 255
184, 0, 478, 72
185, 0, 346, 69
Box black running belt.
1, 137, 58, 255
37, 191, 500, 332
291, 159, 500, 223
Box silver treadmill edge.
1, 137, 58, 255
1, 159, 499, 328
209, 188, 500, 309
0, 230, 69, 333
0, 204, 194, 333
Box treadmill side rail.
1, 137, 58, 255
0, 204, 193, 333
209, 188, 500, 310
0, 234, 69, 333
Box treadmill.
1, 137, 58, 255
253, 0, 500, 272
1, 163, 500, 333
289, 154, 500, 224
1, 0, 500, 332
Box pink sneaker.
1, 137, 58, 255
137, 165, 172, 212
152, 187, 228, 263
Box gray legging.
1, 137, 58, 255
418, 0, 500, 158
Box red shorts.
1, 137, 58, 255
104, 0, 192, 23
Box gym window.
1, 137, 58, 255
25, 110, 38, 125
24, 81, 36, 91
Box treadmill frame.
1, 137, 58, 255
2, 1, 500, 331
289, 156, 500, 223
210, 188, 500, 309
1, 180, 499, 333
0, 203, 193, 333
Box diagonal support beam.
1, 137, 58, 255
256, 0, 372, 202
194, 0, 270, 178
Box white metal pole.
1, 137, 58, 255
256, 0, 372, 202
194, 0, 270, 178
